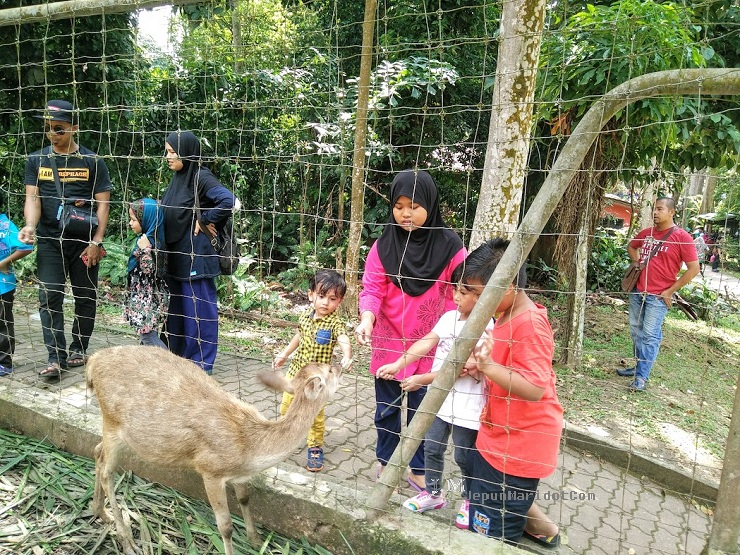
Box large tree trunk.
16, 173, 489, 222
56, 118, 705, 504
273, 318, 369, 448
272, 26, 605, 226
469, 0, 547, 248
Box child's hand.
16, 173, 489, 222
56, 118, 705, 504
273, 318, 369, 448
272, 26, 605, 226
272, 354, 288, 370
0, 260, 10, 275
341, 356, 353, 371
376, 363, 399, 380
475, 330, 493, 365
400, 375, 423, 392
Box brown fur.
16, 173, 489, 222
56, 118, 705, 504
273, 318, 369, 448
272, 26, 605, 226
86, 345, 341, 555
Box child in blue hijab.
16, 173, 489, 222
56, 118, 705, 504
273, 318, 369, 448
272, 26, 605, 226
123, 198, 169, 348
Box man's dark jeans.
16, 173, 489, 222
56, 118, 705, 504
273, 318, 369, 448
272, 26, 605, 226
37, 237, 99, 367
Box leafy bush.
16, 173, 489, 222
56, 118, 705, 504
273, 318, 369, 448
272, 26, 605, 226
98, 241, 130, 287
217, 260, 290, 313
588, 230, 629, 293
679, 280, 738, 321
529, 258, 559, 291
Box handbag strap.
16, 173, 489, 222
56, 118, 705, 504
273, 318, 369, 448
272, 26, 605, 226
193, 179, 218, 247
643, 226, 676, 264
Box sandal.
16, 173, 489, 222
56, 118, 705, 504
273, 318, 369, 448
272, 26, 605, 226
66, 354, 88, 368
39, 362, 62, 379
522, 530, 561, 549
407, 476, 425, 493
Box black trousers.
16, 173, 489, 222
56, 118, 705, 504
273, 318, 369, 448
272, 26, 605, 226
0, 290, 15, 368
37, 237, 99, 367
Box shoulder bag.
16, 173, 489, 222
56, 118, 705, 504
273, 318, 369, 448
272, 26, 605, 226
194, 186, 240, 275
620, 226, 676, 293
48, 154, 98, 238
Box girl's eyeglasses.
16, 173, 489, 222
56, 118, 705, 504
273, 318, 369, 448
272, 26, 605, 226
44, 125, 67, 135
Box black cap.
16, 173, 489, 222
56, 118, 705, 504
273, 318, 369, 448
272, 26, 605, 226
34, 100, 76, 124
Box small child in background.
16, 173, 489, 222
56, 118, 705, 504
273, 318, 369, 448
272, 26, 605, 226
376, 248, 496, 529
273, 270, 353, 472
0, 211, 33, 376
710, 245, 721, 272
123, 198, 169, 349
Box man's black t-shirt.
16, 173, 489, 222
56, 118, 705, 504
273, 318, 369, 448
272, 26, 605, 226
24, 145, 113, 239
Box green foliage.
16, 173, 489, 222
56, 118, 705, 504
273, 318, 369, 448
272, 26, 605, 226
537, 0, 738, 182
587, 230, 629, 292
98, 241, 131, 287
14, 249, 36, 281
217, 259, 290, 313
529, 257, 559, 291
277, 229, 338, 291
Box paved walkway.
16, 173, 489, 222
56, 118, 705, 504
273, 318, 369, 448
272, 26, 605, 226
3, 303, 717, 555
693, 266, 740, 297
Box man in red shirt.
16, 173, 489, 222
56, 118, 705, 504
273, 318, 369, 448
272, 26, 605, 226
617, 198, 699, 391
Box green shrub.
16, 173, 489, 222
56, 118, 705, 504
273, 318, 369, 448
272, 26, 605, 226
588, 230, 629, 293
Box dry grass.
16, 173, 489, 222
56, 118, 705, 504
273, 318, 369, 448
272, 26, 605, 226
0, 429, 337, 555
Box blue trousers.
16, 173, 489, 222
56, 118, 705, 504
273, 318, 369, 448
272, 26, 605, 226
374, 377, 426, 474
629, 291, 669, 382
166, 278, 219, 373
466, 448, 539, 544
424, 416, 478, 497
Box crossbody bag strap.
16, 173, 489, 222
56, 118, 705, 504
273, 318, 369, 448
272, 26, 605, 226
47, 152, 64, 205
644, 226, 676, 265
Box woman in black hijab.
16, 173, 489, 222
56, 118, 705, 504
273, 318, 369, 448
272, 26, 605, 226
355, 169, 466, 490
161, 131, 235, 373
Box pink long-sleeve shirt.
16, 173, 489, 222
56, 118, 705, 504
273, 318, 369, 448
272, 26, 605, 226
359, 242, 467, 380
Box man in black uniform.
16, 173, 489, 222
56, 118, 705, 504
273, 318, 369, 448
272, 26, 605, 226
19, 100, 112, 379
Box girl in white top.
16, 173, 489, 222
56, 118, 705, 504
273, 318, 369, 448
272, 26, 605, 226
376, 260, 492, 528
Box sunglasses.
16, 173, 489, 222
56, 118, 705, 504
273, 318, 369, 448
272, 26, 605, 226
44, 124, 68, 135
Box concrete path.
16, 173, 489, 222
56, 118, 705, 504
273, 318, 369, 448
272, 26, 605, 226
2, 304, 717, 555
693, 266, 740, 298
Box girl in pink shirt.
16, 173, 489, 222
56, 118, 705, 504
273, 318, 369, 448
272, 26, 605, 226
355, 170, 466, 490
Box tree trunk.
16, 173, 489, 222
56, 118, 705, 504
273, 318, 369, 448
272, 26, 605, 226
469, 0, 547, 248
701, 170, 717, 214
231, 0, 243, 74
343, 0, 376, 315
366, 68, 740, 517
0, 0, 202, 26
640, 180, 656, 229
561, 208, 590, 367
703, 368, 740, 554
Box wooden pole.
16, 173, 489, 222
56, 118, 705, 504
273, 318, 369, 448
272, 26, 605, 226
343, 0, 376, 313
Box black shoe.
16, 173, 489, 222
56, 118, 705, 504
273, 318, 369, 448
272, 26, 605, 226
616, 367, 636, 377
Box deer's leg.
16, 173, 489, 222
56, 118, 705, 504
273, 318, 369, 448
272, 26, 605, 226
203, 476, 235, 555
232, 481, 260, 547
91, 442, 110, 522
97, 436, 141, 555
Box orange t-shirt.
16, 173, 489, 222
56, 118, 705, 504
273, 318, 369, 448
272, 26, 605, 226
476, 304, 563, 479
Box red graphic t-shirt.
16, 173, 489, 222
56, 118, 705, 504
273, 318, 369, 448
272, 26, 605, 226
630, 226, 697, 295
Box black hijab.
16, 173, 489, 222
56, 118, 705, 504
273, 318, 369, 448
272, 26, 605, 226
161, 130, 202, 244
376, 170, 463, 297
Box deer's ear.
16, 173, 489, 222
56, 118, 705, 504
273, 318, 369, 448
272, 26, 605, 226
257, 371, 294, 394
303, 375, 326, 400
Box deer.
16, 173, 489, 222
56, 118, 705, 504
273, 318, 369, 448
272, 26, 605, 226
86, 345, 342, 555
